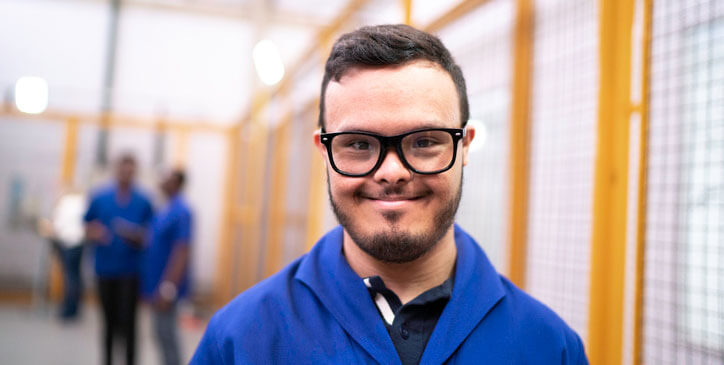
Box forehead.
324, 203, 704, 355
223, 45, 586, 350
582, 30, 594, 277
324, 61, 460, 135
117, 158, 136, 167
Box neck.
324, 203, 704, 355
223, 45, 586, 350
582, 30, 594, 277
117, 182, 131, 192
343, 226, 457, 305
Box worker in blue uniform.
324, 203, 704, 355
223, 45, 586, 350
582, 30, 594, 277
192, 24, 588, 364
142, 168, 193, 365
84, 154, 153, 365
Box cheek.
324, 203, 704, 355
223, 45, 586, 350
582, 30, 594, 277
433, 170, 462, 197
329, 175, 362, 199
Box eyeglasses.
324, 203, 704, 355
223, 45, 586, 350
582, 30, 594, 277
320, 128, 465, 177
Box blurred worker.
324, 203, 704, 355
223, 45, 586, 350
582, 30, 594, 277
192, 25, 587, 364
142, 168, 193, 365
37, 189, 87, 320
84, 154, 153, 365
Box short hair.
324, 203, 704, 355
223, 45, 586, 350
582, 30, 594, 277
171, 169, 186, 189
318, 24, 469, 129
117, 152, 137, 166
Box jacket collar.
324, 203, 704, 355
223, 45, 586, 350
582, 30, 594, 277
295, 225, 505, 364
295, 226, 398, 363
418, 225, 506, 364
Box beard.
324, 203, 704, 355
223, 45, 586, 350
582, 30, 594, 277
328, 172, 463, 264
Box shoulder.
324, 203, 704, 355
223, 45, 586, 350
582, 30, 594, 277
131, 186, 153, 204
88, 185, 114, 202
498, 276, 565, 327
494, 275, 587, 362
212, 257, 305, 329
195, 256, 311, 362
452, 227, 584, 354
173, 197, 193, 217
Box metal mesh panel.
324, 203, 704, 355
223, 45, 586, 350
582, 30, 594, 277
436, 0, 514, 272
282, 107, 315, 264
525, 0, 598, 341
0, 119, 64, 289
186, 132, 227, 292
643, 0, 724, 363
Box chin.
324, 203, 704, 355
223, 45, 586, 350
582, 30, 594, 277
338, 207, 448, 263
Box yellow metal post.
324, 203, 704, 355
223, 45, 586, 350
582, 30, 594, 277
50, 116, 81, 301
401, 0, 412, 25
264, 112, 292, 278
633, 0, 652, 363
588, 0, 635, 363
172, 128, 189, 168
213, 125, 241, 308
60, 116, 79, 186
232, 90, 272, 291
305, 146, 326, 252
304, 99, 325, 252
238, 119, 268, 290
422, 0, 490, 33
506, 0, 533, 289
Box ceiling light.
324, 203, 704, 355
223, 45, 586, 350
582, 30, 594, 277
467, 119, 488, 153
253, 40, 285, 86
15, 76, 49, 114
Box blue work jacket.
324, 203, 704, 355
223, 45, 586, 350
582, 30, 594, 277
83, 184, 153, 277
142, 194, 193, 299
192, 225, 588, 364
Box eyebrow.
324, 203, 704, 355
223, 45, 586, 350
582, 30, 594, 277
334, 122, 450, 135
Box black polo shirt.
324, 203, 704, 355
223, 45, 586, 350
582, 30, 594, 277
364, 276, 453, 365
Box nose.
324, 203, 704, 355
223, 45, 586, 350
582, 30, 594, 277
372, 147, 412, 185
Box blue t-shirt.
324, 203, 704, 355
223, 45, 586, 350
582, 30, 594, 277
83, 184, 154, 277
191, 225, 588, 364
142, 195, 192, 299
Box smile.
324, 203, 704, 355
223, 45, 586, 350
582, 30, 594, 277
363, 195, 425, 209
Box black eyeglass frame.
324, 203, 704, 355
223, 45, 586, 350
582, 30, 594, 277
319, 127, 465, 177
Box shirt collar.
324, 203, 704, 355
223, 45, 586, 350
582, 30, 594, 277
364, 275, 453, 328
295, 224, 506, 364
364, 275, 453, 312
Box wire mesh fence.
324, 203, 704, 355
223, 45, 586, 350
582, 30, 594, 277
643, 0, 724, 363
525, 0, 599, 342
438, 0, 514, 272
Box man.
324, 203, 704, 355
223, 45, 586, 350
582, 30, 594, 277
192, 24, 587, 364
142, 168, 193, 365
84, 154, 153, 365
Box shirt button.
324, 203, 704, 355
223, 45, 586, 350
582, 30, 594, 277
400, 328, 410, 340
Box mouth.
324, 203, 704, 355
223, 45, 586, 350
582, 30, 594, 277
360, 193, 427, 210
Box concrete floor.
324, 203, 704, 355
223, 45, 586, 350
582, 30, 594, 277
0, 302, 206, 364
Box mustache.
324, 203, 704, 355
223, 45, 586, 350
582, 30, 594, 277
355, 186, 432, 200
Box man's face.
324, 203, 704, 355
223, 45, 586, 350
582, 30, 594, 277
159, 171, 177, 197
315, 61, 474, 263
116, 159, 136, 187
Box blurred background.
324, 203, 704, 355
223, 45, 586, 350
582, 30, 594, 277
0, 0, 722, 364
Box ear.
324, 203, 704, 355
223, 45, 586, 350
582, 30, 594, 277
461, 125, 475, 166
313, 129, 328, 162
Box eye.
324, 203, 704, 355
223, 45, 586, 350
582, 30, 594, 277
348, 140, 371, 150
413, 138, 438, 148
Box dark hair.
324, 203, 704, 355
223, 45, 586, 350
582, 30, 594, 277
318, 24, 469, 129
117, 152, 136, 165
171, 169, 186, 189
